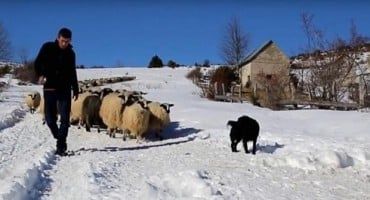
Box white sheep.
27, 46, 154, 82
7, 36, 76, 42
147, 102, 174, 140
99, 92, 130, 137
25, 91, 41, 114
114, 89, 147, 98
119, 99, 151, 143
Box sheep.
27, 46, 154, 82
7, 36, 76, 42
25, 91, 41, 114
81, 95, 106, 132
114, 89, 147, 97
227, 115, 260, 154
119, 98, 151, 143
147, 102, 174, 140
79, 84, 90, 93
70, 91, 94, 126
99, 92, 131, 137
80, 88, 113, 132
97, 87, 114, 98
86, 86, 102, 94
38, 96, 45, 123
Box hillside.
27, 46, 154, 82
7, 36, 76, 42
0, 67, 369, 199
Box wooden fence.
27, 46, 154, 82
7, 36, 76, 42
277, 100, 360, 110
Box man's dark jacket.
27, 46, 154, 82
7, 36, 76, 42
34, 40, 79, 94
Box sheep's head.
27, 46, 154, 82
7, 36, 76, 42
28, 93, 35, 99
132, 91, 147, 96
118, 93, 138, 106
115, 89, 128, 94
137, 99, 150, 110
160, 103, 174, 113
118, 93, 130, 105
78, 86, 84, 94
28, 92, 40, 100
100, 88, 113, 100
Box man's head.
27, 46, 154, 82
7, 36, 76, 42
57, 27, 72, 49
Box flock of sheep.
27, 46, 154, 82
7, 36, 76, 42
23, 77, 261, 153
24, 85, 174, 142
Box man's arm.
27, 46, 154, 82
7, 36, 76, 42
34, 43, 48, 84
71, 52, 79, 100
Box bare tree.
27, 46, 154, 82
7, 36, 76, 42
298, 13, 369, 103
19, 48, 29, 64
256, 69, 290, 109
300, 12, 326, 52
0, 22, 11, 61
220, 16, 249, 67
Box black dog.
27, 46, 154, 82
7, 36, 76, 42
227, 115, 259, 154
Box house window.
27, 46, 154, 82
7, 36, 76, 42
245, 75, 251, 88
266, 74, 272, 80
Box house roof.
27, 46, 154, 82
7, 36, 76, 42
238, 40, 274, 68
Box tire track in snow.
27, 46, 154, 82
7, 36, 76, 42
0, 107, 26, 132
0, 111, 59, 200
0, 84, 36, 131
1, 151, 58, 200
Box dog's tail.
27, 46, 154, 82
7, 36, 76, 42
227, 120, 237, 127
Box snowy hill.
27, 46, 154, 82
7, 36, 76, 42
0, 67, 369, 199
0, 61, 22, 69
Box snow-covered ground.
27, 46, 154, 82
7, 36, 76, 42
0, 67, 369, 200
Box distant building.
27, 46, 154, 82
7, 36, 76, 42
290, 44, 370, 106
238, 40, 290, 89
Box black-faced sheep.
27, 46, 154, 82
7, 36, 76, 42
80, 88, 113, 132
25, 91, 41, 114
98, 88, 114, 98
227, 115, 259, 154
119, 98, 151, 143
99, 92, 131, 137
114, 89, 147, 99
147, 102, 174, 140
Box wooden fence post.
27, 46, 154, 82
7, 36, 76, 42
222, 83, 225, 96
359, 77, 365, 106
239, 84, 242, 98
214, 82, 218, 95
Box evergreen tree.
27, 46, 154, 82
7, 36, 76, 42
167, 60, 177, 68
203, 59, 210, 67
148, 55, 164, 68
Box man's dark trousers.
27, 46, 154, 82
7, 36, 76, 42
43, 90, 71, 152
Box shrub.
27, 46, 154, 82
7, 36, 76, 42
0, 65, 12, 77
14, 61, 37, 83
202, 59, 210, 67
210, 66, 238, 94
186, 67, 202, 82
256, 70, 290, 109
167, 60, 178, 68
250, 92, 261, 107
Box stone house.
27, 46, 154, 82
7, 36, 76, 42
238, 40, 290, 89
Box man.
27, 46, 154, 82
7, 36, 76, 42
35, 27, 79, 156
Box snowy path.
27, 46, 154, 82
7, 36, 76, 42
0, 107, 55, 199
37, 129, 370, 200
2, 118, 368, 200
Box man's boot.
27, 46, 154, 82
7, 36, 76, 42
56, 139, 67, 156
